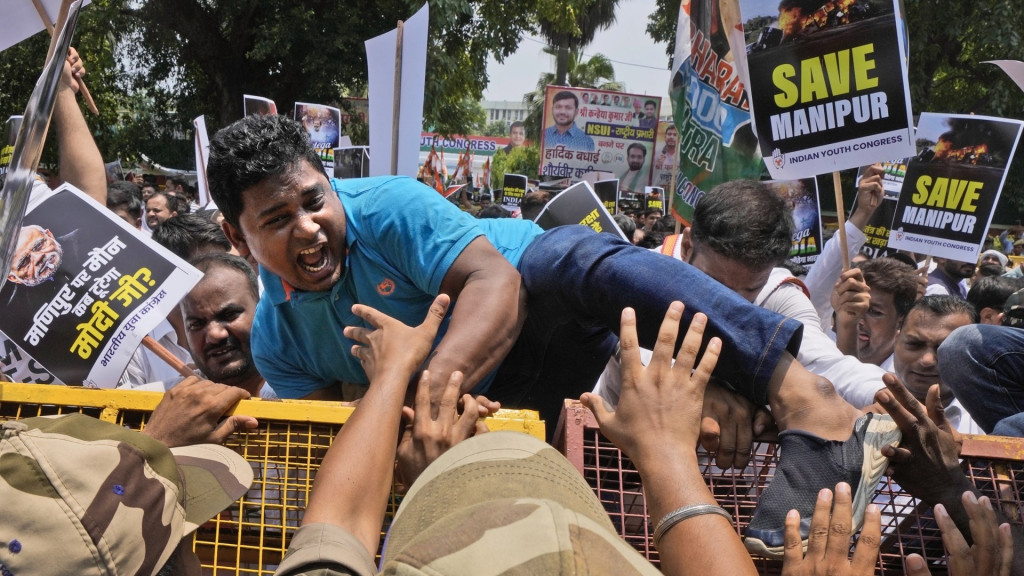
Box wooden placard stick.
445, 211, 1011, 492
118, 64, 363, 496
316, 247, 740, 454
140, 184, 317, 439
390, 20, 404, 176
833, 171, 850, 270
31, 0, 99, 115
142, 335, 197, 379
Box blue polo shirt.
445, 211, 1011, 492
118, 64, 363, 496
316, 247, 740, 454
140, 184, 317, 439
251, 175, 544, 399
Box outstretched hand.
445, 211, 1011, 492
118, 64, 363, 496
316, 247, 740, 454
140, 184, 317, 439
343, 294, 449, 384
782, 483, 881, 576
60, 47, 85, 94
580, 302, 721, 466
905, 492, 1014, 576
143, 376, 258, 448
874, 374, 964, 506
396, 369, 498, 488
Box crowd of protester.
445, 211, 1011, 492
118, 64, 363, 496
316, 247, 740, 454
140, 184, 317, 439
2, 49, 1023, 576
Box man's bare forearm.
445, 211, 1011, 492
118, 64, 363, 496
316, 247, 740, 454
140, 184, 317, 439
54, 86, 105, 204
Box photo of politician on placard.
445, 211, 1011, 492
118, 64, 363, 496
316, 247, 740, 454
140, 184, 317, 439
743, 0, 915, 179
887, 113, 1024, 262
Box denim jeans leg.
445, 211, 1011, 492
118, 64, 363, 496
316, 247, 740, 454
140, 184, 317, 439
500, 225, 802, 408
938, 324, 1024, 435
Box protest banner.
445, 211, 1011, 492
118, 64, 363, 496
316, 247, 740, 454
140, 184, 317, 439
103, 159, 122, 183
595, 179, 618, 215
500, 173, 528, 212
1, 116, 22, 175
538, 86, 660, 189
193, 115, 212, 206
0, 184, 202, 387
651, 121, 677, 190
886, 113, 1024, 262
644, 187, 665, 216
618, 189, 643, 214
668, 0, 764, 225
294, 102, 342, 173
534, 181, 626, 241
1, 0, 82, 295
742, 0, 915, 179
762, 178, 822, 266
0, 0, 92, 53
334, 146, 370, 179
365, 3, 428, 177
243, 95, 277, 116
852, 160, 905, 259
420, 132, 509, 157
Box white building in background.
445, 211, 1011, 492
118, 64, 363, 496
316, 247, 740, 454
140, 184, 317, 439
482, 100, 529, 127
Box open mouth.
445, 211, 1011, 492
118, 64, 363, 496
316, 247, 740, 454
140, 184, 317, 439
298, 245, 329, 274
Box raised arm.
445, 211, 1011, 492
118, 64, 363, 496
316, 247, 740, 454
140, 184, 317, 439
428, 236, 524, 399
53, 48, 105, 204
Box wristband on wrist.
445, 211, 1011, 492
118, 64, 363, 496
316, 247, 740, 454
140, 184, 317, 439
652, 503, 733, 548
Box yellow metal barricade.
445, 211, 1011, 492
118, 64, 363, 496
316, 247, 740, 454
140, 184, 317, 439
0, 382, 544, 574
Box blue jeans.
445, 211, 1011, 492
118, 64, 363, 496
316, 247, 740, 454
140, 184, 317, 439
488, 226, 803, 430
939, 324, 1024, 436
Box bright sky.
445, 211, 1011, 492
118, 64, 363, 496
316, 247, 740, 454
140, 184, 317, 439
483, 0, 674, 111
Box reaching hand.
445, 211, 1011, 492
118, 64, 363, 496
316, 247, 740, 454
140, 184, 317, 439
904, 492, 1014, 576
343, 294, 449, 384
874, 375, 964, 506
396, 369, 496, 488
60, 47, 85, 94
142, 376, 257, 448
580, 302, 721, 467
782, 483, 881, 576
699, 380, 774, 470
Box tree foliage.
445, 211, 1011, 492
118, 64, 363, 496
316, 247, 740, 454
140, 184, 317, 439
0, 0, 546, 169
647, 0, 1024, 220
522, 47, 623, 140
490, 144, 540, 188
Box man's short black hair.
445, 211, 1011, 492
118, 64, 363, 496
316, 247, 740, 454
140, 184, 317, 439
151, 213, 232, 260
627, 143, 647, 157
552, 90, 578, 108
644, 99, 657, 108
856, 257, 919, 317
690, 180, 794, 268
967, 276, 1024, 312
188, 252, 259, 302
909, 294, 979, 324
107, 181, 142, 219
207, 114, 326, 229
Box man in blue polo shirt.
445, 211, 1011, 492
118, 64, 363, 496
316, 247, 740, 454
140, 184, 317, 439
207, 115, 896, 556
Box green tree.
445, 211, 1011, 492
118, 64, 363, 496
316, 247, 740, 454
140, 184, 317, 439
491, 144, 541, 188
537, 0, 620, 86
522, 48, 623, 140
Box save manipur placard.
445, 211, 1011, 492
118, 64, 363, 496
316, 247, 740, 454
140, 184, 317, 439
887, 113, 1024, 262
0, 184, 202, 386
539, 86, 660, 189
743, 0, 915, 179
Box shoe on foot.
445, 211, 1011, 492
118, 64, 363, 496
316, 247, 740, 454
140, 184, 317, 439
743, 413, 900, 558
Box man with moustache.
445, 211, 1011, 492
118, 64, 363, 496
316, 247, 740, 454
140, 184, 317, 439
542, 91, 594, 151
927, 257, 975, 299
618, 143, 648, 193
7, 225, 63, 287
179, 252, 277, 399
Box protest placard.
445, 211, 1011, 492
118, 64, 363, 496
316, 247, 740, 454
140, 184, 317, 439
0, 184, 202, 387
742, 0, 915, 179
500, 173, 528, 212
294, 102, 342, 173
668, 0, 764, 225
538, 86, 659, 188
1, 116, 21, 175
852, 160, 905, 259
644, 187, 665, 216
243, 95, 277, 116
886, 113, 1024, 261
334, 146, 370, 179
762, 178, 822, 266
103, 160, 122, 183
650, 121, 677, 190
534, 181, 626, 241
594, 179, 619, 215
193, 115, 212, 206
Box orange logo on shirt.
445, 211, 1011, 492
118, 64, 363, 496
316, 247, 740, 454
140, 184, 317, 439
376, 278, 395, 296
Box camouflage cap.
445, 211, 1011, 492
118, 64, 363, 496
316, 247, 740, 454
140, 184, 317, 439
0, 413, 253, 575
379, 431, 661, 575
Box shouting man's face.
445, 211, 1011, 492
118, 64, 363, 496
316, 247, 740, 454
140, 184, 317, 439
8, 225, 62, 286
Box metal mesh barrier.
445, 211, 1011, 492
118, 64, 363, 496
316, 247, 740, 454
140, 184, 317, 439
0, 382, 544, 574
555, 399, 1024, 575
